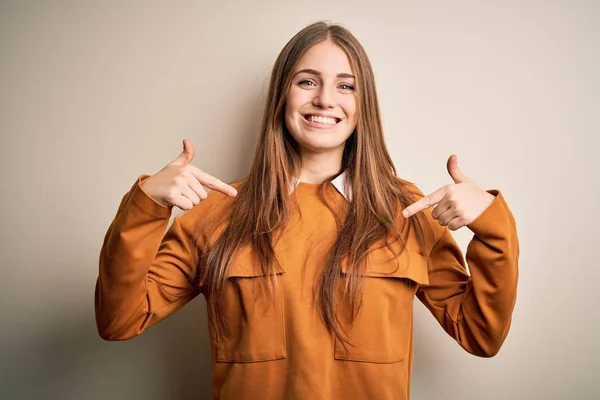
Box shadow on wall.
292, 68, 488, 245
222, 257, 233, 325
156, 298, 213, 400
0, 298, 213, 400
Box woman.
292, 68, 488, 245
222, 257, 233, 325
95, 21, 519, 400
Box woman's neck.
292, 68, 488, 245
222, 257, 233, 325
297, 149, 343, 184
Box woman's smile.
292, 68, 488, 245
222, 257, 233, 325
302, 113, 342, 129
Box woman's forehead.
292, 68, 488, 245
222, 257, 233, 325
294, 41, 354, 77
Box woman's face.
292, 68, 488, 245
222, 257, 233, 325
284, 40, 358, 155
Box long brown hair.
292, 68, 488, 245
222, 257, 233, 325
197, 21, 431, 347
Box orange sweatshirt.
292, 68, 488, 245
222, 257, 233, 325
95, 175, 519, 400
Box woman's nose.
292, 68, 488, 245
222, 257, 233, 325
312, 86, 336, 109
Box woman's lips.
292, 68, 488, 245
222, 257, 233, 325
302, 114, 341, 128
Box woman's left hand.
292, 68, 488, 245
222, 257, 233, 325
402, 155, 495, 231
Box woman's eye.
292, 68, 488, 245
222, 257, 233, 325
339, 84, 355, 91
299, 80, 316, 87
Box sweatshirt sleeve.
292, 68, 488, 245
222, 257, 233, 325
94, 175, 203, 341
416, 190, 519, 357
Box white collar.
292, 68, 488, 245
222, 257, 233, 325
291, 171, 352, 202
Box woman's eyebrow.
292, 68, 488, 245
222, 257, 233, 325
293, 69, 355, 79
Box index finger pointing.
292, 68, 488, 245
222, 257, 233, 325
190, 167, 238, 197
402, 186, 447, 218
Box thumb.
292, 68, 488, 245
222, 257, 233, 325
172, 138, 195, 166
446, 154, 469, 184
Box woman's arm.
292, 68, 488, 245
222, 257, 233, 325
416, 191, 519, 357
94, 175, 202, 341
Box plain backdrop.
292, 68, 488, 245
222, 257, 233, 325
1, 1, 598, 399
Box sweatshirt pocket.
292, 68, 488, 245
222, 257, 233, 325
216, 248, 286, 363
334, 248, 428, 364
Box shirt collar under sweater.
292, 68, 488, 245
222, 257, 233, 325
290, 171, 351, 202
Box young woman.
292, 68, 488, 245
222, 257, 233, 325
95, 21, 519, 400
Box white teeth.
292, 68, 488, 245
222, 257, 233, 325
308, 115, 337, 125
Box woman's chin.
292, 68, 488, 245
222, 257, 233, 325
297, 139, 347, 154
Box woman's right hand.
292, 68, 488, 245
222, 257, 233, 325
140, 139, 238, 210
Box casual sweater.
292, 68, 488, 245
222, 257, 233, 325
95, 174, 519, 400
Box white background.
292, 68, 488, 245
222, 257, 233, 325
1, 1, 598, 399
